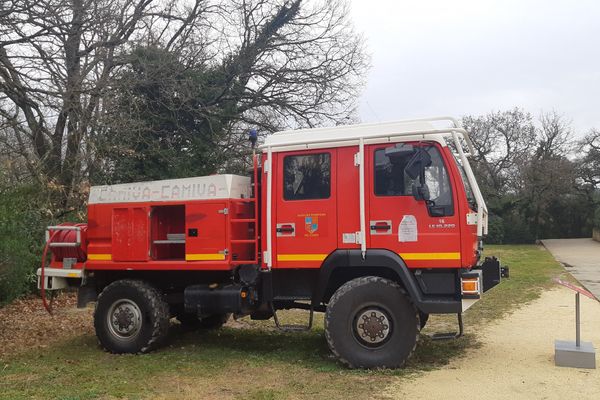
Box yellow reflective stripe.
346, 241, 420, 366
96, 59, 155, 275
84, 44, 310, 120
399, 252, 461, 260
186, 253, 226, 261
87, 252, 458, 262
276, 253, 460, 262
277, 254, 328, 262
67, 273, 79, 277
88, 254, 112, 261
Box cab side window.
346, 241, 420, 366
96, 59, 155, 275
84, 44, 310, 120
374, 145, 453, 215
374, 149, 413, 196
284, 153, 331, 200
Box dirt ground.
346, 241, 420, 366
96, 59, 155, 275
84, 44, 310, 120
0, 293, 93, 359
384, 287, 600, 399
0, 293, 256, 360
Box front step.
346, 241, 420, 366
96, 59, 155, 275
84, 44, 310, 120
429, 313, 464, 340
270, 303, 314, 332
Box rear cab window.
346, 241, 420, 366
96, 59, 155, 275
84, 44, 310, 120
283, 153, 331, 200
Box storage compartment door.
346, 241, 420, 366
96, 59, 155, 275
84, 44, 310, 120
185, 202, 227, 261
112, 207, 150, 261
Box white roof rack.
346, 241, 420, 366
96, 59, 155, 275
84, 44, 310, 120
261, 116, 474, 153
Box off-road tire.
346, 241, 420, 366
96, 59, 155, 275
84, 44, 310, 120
324, 276, 419, 369
94, 280, 170, 354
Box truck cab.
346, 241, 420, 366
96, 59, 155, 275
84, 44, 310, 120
39, 117, 506, 369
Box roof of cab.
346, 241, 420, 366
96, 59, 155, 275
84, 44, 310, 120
261, 117, 461, 152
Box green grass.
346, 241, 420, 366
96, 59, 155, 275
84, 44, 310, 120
465, 244, 568, 325
0, 245, 565, 400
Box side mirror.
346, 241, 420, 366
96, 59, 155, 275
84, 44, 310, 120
405, 148, 432, 180
411, 183, 430, 201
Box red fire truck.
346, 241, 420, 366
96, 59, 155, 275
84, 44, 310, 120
39, 117, 507, 369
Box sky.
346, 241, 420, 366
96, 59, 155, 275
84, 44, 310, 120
349, 0, 600, 135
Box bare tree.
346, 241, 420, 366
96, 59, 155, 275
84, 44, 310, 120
518, 112, 576, 239
0, 0, 215, 208
577, 128, 600, 188
0, 0, 367, 207
462, 109, 594, 241
462, 108, 536, 200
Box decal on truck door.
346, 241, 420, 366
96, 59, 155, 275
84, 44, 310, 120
298, 212, 326, 237
305, 215, 319, 234
398, 215, 418, 242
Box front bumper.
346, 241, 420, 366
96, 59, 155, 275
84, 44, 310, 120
37, 267, 82, 290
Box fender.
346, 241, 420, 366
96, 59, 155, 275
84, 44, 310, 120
312, 249, 461, 314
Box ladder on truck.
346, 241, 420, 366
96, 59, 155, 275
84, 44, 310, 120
228, 157, 312, 331
229, 155, 260, 265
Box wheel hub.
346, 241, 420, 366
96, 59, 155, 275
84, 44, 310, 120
107, 299, 142, 339
355, 308, 391, 345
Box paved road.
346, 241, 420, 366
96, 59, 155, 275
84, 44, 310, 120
542, 238, 600, 300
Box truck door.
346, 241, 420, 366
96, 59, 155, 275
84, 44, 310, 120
367, 143, 461, 268
274, 150, 337, 268
185, 202, 227, 261
112, 206, 150, 262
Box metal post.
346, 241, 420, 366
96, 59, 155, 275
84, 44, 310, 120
576, 292, 581, 347
358, 137, 366, 259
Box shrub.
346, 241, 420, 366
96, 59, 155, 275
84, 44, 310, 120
484, 214, 505, 244
0, 186, 49, 305
502, 213, 536, 244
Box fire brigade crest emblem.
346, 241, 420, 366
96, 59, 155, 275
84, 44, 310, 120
305, 216, 319, 234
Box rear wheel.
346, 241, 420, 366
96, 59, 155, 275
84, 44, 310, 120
94, 280, 170, 354
325, 276, 419, 369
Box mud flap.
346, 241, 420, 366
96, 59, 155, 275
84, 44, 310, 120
77, 285, 98, 308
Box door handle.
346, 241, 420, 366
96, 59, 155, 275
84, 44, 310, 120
276, 225, 295, 233
370, 224, 391, 230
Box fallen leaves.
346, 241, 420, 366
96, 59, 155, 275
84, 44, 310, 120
0, 292, 93, 360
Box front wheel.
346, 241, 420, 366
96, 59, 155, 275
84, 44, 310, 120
94, 280, 170, 354
325, 276, 419, 369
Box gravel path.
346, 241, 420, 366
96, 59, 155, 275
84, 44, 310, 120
542, 238, 600, 299
384, 287, 600, 399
